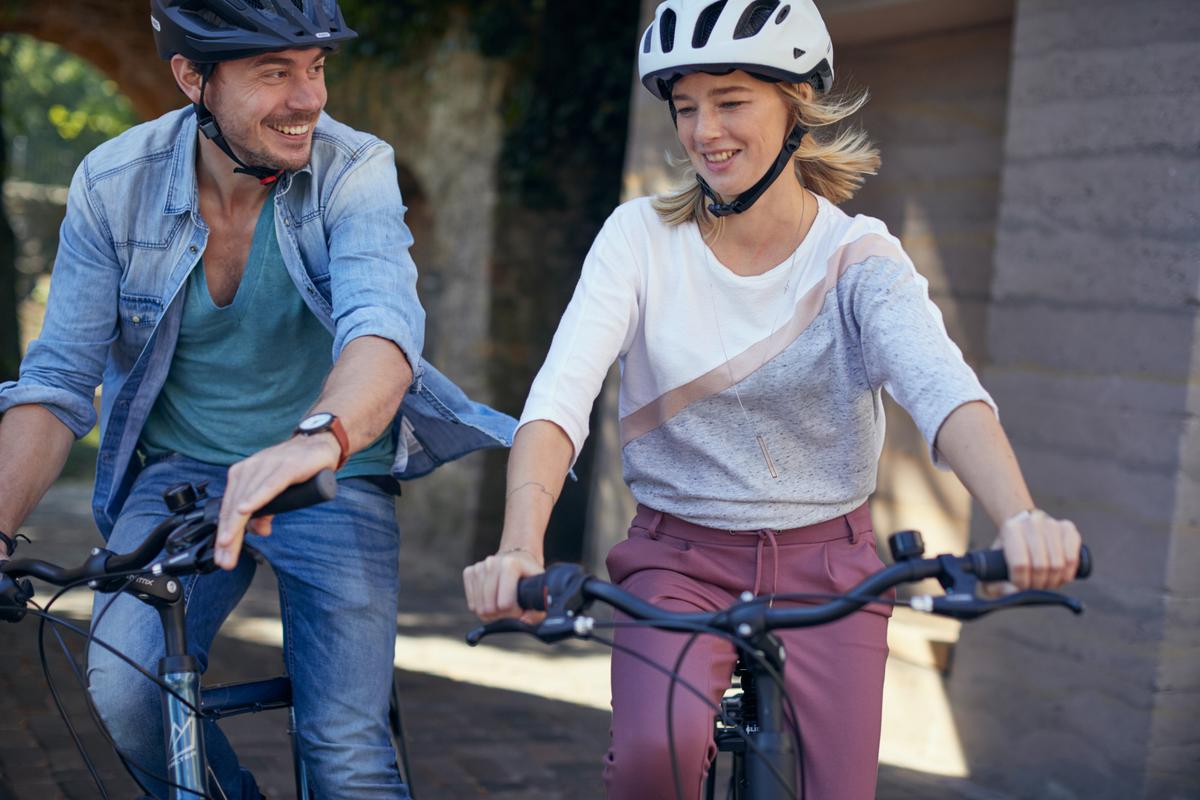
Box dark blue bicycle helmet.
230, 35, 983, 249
151, 0, 357, 63
149, 0, 357, 183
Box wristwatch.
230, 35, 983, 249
293, 412, 350, 469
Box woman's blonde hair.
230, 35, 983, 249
652, 80, 881, 233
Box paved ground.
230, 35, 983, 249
0, 481, 1011, 800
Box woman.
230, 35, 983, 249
464, 1, 1083, 797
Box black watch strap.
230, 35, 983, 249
0, 530, 30, 556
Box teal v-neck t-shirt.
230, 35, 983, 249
140, 191, 395, 478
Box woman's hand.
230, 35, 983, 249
463, 547, 546, 624
466, 421, 573, 624
985, 509, 1082, 595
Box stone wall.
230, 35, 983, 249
838, 19, 1014, 573
947, 1, 1200, 797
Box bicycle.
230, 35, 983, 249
466, 530, 1093, 800
0, 470, 417, 800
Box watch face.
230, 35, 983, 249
299, 412, 335, 432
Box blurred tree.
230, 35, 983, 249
0, 48, 16, 381
1, 34, 137, 187
0, 33, 139, 382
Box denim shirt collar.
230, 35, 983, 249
163, 108, 314, 220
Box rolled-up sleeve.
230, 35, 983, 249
323, 141, 424, 382
0, 160, 119, 437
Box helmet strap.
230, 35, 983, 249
697, 122, 807, 217
194, 66, 284, 187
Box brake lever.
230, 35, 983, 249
914, 589, 1084, 620
466, 619, 539, 645
465, 613, 596, 647
151, 517, 220, 576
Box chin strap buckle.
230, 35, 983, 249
698, 121, 809, 218
234, 167, 285, 186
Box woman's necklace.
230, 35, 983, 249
705, 191, 810, 481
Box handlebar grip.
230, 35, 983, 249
517, 574, 548, 611
253, 470, 338, 518
973, 544, 1092, 582
0, 574, 33, 623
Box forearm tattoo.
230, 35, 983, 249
506, 481, 557, 504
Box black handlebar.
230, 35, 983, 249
0, 470, 338, 600
253, 469, 338, 518
514, 544, 1092, 615
469, 541, 1094, 645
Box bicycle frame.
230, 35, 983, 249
0, 473, 350, 800
705, 642, 801, 800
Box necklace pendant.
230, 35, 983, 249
756, 434, 780, 480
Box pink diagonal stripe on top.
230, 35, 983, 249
619, 233, 903, 446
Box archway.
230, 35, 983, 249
0, 1, 179, 121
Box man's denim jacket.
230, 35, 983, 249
0, 107, 515, 537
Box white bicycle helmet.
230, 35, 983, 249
638, 0, 834, 101
636, 0, 834, 217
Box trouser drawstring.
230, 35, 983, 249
752, 528, 780, 607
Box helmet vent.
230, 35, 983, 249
290, 0, 306, 12
246, 0, 266, 10
734, 0, 779, 39
692, 1, 727, 49
642, 24, 654, 54
191, 8, 234, 29
660, 8, 676, 53
775, 5, 791, 24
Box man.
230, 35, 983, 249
0, 1, 512, 797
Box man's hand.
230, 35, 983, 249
214, 433, 341, 570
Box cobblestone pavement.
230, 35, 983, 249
0, 482, 1010, 800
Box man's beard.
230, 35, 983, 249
233, 130, 310, 173
211, 109, 314, 173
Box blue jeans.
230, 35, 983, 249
86, 454, 410, 799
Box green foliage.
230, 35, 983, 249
495, 1, 639, 212
338, 0, 537, 64
0, 34, 138, 186
338, 0, 454, 63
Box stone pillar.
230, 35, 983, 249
948, 1, 1200, 797
326, 21, 507, 573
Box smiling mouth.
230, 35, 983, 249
267, 122, 312, 137
703, 149, 740, 163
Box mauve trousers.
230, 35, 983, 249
603, 504, 891, 800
